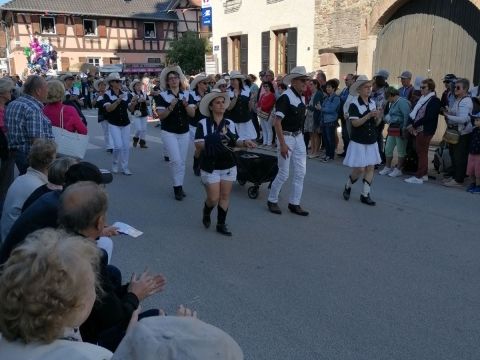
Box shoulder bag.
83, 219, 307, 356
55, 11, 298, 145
52, 106, 89, 159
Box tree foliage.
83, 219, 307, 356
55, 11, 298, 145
166, 31, 207, 74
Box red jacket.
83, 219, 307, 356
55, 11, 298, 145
43, 102, 88, 135
258, 92, 276, 113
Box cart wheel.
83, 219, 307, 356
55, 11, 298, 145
247, 186, 259, 199
238, 179, 246, 186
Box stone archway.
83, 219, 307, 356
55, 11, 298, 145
368, 0, 480, 35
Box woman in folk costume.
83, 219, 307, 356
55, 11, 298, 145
195, 90, 256, 236
128, 79, 149, 149
155, 65, 193, 200
342, 75, 382, 206
92, 78, 113, 152
187, 73, 210, 176
225, 71, 257, 141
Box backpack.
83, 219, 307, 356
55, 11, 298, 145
433, 141, 453, 173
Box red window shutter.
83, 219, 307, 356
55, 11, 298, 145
74, 17, 83, 37
156, 22, 163, 39
98, 19, 107, 37
56, 15, 66, 35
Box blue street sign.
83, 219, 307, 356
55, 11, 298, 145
202, 7, 212, 26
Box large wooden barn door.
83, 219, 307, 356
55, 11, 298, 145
373, 0, 480, 86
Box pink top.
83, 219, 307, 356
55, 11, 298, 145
0, 107, 5, 133
43, 102, 88, 135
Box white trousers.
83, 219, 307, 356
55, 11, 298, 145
235, 120, 257, 140
260, 117, 273, 145
161, 130, 190, 186
109, 124, 131, 171
100, 121, 113, 150
268, 134, 307, 205
189, 125, 197, 142
133, 116, 147, 140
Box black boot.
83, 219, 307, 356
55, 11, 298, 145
343, 175, 357, 201
216, 206, 232, 236
360, 179, 376, 206
133, 136, 139, 147
173, 186, 183, 201
139, 139, 148, 148
193, 156, 200, 176
202, 202, 214, 228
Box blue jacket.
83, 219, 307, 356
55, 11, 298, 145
321, 94, 340, 124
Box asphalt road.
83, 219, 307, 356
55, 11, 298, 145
83, 109, 480, 360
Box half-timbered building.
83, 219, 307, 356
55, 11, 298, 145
0, 0, 205, 75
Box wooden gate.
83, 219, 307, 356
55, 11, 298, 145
373, 0, 480, 87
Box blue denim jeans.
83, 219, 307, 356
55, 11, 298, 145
321, 124, 336, 159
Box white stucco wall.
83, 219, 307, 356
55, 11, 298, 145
210, 0, 316, 75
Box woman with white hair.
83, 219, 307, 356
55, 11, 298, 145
155, 66, 192, 200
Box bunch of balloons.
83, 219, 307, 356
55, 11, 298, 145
23, 35, 57, 73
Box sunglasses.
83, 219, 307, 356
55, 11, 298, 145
111, 80, 121, 83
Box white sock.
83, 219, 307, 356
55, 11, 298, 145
362, 180, 371, 197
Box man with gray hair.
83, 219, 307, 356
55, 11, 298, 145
5, 75, 54, 174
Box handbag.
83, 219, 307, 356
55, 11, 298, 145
52, 106, 89, 159
257, 109, 271, 119
442, 126, 460, 145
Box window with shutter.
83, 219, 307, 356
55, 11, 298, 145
221, 37, 228, 73
286, 28, 297, 73
40, 16, 56, 34
261, 31, 270, 71
240, 34, 248, 75
83, 19, 97, 36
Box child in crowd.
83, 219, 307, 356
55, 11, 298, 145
467, 113, 480, 193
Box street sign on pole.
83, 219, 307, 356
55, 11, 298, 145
201, 7, 212, 26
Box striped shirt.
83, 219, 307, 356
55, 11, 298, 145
5, 94, 54, 154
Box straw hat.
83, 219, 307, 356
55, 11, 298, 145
199, 89, 231, 117
93, 78, 109, 91
129, 79, 142, 92
60, 72, 75, 81
349, 75, 371, 96
214, 79, 227, 89
282, 66, 311, 85
190, 73, 208, 90
229, 70, 245, 80
159, 65, 186, 90
105, 72, 125, 83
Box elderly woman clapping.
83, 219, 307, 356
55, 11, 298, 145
0, 228, 113, 359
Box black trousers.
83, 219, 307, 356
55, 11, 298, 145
452, 133, 471, 183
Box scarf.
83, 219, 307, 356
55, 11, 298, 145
409, 91, 435, 121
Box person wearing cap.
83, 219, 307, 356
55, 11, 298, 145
441, 74, 457, 110
195, 90, 256, 236
267, 66, 310, 216
111, 316, 243, 360
103, 72, 133, 175
5, 75, 54, 175
155, 65, 192, 200
92, 78, 113, 152
0, 161, 114, 265
128, 79, 149, 149
226, 71, 257, 141
398, 70, 414, 102
187, 73, 209, 176
342, 75, 382, 206
0, 77, 16, 207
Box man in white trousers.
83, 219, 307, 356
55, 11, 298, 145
267, 66, 310, 216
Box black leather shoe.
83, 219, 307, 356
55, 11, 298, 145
216, 224, 232, 236
343, 186, 351, 201
173, 187, 183, 201
267, 201, 282, 214
203, 214, 211, 228
164, 156, 170, 162
288, 204, 309, 216
360, 194, 376, 206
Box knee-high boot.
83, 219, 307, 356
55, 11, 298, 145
216, 206, 232, 236
202, 202, 214, 228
